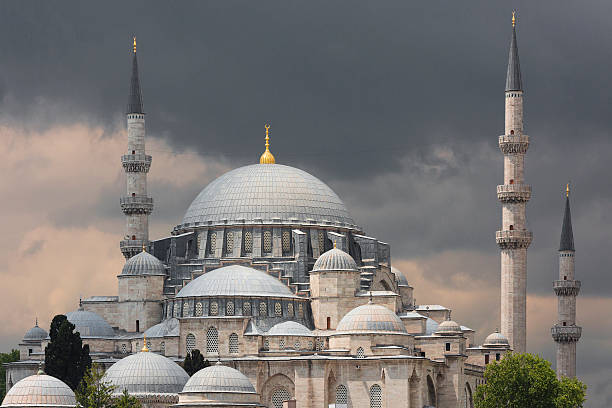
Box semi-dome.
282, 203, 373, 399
266, 321, 313, 336
176, 265, 297, 299
23, 324, 48, 341
66, 309, 115, 338
121, 250, 165, 276
435, 320, 463, 336
313, 247, 358, 272
103, 351, 189, 395
483, 330, 510, 348
1, 371, 76, 408
177, 164, 357, 230
391, 266, 410, 287
144, 318, 179, 338
182, 363, 256, 394
336, 303, 407, 334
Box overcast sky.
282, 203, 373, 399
0, 1, 611, 405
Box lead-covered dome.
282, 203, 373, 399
483, 330, 510, 348
435, 320, 462, 336
121, 250, 165, 276
1, 371, 76, 408
176, 265, 297, 299
177, 164, 357, 230
182, 363, 256, 394
313, 247, 358, 271
66, 309, 115, 338
103, 351, 189, 395
267, 321, 313, 336
336, 303, 407, 334
23, 324, 47, 341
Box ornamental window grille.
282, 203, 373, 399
370, 384, 382, 408
336, 385, 348, 407
263, 230, 272, 253
294, 340, 300, 349
307, 340, 313, 350
226, 301, 235, 316
183, 302, 190, 317
229, 333, 239, 354
271, 388, 292, 408
197, 233, 202, 254
287, 303, 294, 316
318, 231, 325, 252
160, 341, 165, 355
243, 301, 251, 316
121, 344, 127, 354
173, 303, 180, 317
316, 338, 323, 351
244, 230, 253, 253
195, 302, 203, 316
166, 304, 171, 318
225, 231, 234, 255
210, 301, 218, 316
146, 339, 151, 349
356, 347, 365, 358
275, 302, 282, 316
282, 230, 291, 252
298, 303, 304, 318
279, 339, 286, 349
206, 327, 219, 354
260, 302, 267, 316
263, 339, 270, 350
210, 232, 217, 253
186, 333, 196, 354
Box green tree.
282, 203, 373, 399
474, 353, 586, 408
0, 349, 20, 400
113, 389, 142, 408
45, 314, 92, 390
183, 349, 210, 376
76, 364, 115, 408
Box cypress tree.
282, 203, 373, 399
183, 349, 209, 376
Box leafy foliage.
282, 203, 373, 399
0, 349, 20, 400
474, 353, 586, 408
44, 314, 92, 390
183, 349, 210, 376
113, 389, 142, 408
76, 364, 115, 408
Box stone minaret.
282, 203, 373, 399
120, 37, 153, 259
552, 185, 581, 378
496, 12, 532, 353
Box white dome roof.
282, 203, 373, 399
483, 330, 510, 348
266, 321, 313, 336
103, 351, 189, 395
176, 265, 297, 299
336, 303, 407, 334
66, 309, 114, 338
178, 164, 357, 230
182, 363, 256, 394
23, 324, 48, 341
435, 320, 462, 336
144, 318, 179, 338
313, 247, 358, 271
1, 372, 75, 408
121, 251, 165, 276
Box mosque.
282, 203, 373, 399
2, 14, 580, 408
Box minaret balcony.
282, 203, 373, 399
551, 325, 582, 343
497, 184, 531, 203
120, 196, 154, 215
120, 239, 147, 259
553, 280, 581, 296
499, 134, 529, 154
495, 230, 532, 249
121, 154, 152, 173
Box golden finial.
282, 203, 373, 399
333, 241, 337, 249
133, 36, 137, 53
512, 11, 516, 27
141, 335, 149, 352
259, 124, 276, 164
566, 183, 570, 197
142, 243, 147, 252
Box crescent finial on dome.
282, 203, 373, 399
259, 124, 276, 164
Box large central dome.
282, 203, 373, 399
178, 164, 357, 230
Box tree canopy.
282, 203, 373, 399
75, 364, 141, 408
474, 353, 586, 408
0, 350, 20, 401
183, 349, 210, 376
44, 314, 92, 390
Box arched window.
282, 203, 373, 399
131, 235, 136, 240
287, 303, 294, 316
166, 304, 171, 318
275, 302, 282, 316
173, 303, 180, 317
369, 384, 382, 408
263, 230, 272, 253
210, 301, 218, 316
356, 347, 365, 358
279, 339, 286, 349
263, 338, 269, 350
229, 333, 239, 354
307, 340, 313, 350
121, 344, 127, 354
282, 230, 291, 252
209, 232, 217, 252
225, 231, 234, 255
316, 338, 323, 351
243, 301, 251, 316
298, 303, 304, 318
318, 231, 325, 253
271, 388, 291, 408
510, 130, 515, 135
160, 341, 165, 355
183, 302, 190, 317
226, 301, 235, 316
294, 340, 300, 350
195, 302, 203, 316
260, 302, 267, 316
244, 230, 253, 253
465, 383, 473, 408
186, 333, 196, 354
509, 225, 514, 230
206, 327, 219, 354
336, 384, 348, 408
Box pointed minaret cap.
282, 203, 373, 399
127, 36, 144, 114
259, 124, 276, 164
559, 183, 575, 251
505, 11, 523, 92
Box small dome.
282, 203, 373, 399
435, 320, 462, 336
103, 351, 189, 395
1, 372, 76, 408
391, 266, 410, 287
483, 330, 510, 348
336, 303, 407, 334
266, 321, 313, 336
23, 324, 48, 341
182, 363, 256, 394
313, 247, 358, 271
121, 251, 165, 276
66, 309, 115, 338
176, 265, 296, 299
144, 318, 179, 338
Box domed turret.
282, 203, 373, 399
435, 320, 462, 336
336, 303, 407, 334
23, 322, 47, 341
483, 330, 510, 348
66, 309, 115, 338
121, 250, 165, 276
313, 246, 358, 271
1, 371, 75, 408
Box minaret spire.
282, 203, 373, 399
552, 185, 581, 378
506, 11, 523, 92
127, 37, 144, 114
